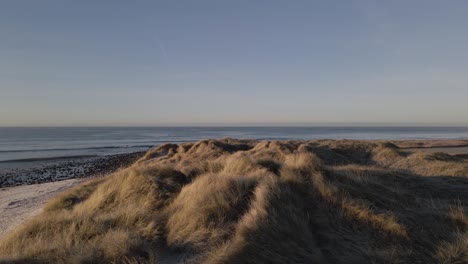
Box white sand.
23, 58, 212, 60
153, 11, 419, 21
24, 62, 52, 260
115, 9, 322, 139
0, 178, 85, 238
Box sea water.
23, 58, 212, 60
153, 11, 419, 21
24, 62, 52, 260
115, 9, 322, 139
1, 126, 467, 165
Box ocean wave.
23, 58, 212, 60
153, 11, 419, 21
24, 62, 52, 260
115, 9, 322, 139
0, 155, 100, 163
0, 144, 155, 153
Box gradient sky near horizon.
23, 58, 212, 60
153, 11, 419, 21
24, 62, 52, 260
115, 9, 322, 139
1, 0, 468, 126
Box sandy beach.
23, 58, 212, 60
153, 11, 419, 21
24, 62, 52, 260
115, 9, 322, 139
0, 151, 146, 188
0, 151, 146, 238
0, 178, 85, 237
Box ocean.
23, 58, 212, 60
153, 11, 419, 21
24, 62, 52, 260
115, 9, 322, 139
1, 126, 468, 165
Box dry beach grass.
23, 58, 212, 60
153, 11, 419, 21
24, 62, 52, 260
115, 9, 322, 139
0, 139, 467, 263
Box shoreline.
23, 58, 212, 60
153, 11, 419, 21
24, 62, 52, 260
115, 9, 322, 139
0, 150, 147, 238
2, 139, 468, 188
0, 151, 146, 188
0, 155, 99, 163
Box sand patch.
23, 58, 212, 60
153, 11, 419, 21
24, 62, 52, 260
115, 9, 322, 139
0, 178, 85, 237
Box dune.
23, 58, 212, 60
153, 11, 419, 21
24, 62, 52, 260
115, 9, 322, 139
0, 139, 467, 263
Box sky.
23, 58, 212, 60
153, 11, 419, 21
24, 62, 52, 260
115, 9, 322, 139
1, 0, 468, 126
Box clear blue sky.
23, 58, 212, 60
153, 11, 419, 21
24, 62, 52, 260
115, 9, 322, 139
1, 0, 467, 126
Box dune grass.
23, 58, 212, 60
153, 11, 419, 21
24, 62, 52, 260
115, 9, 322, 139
0, 139, 467, 263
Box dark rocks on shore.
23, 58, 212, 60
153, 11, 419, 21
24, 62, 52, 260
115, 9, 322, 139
0, 151, 147, 188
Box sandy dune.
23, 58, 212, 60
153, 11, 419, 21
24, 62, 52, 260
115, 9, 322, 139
392, 139, 468, 149
0, 139, 467, 263
0, 140, 466, 238
407, 146, 468, 155
0, 141, 467, 239
0, 178, 85, 237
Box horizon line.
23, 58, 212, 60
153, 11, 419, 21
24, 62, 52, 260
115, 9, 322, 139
1, 122, 468, 128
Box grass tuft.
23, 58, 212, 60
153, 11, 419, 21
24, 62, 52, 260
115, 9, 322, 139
0, 138, 467, 263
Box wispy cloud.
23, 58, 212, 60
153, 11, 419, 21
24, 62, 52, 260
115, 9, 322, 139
154, 31, 168, 60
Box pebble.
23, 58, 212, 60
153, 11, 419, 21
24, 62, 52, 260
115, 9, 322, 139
0, 151, 146, 188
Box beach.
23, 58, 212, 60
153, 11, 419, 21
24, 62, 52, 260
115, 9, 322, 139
0, 178, 85, 237
0, 151, 146, 238
0, 151, 146, 188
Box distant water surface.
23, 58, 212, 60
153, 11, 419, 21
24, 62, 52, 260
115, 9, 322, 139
1, 127, 467, 164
